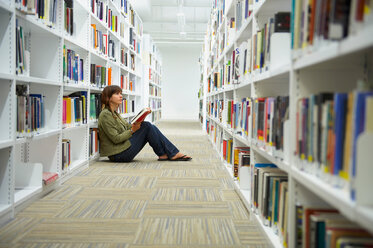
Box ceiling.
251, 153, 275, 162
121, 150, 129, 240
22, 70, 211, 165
131, 0, 212, 44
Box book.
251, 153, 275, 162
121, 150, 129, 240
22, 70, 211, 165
131, 107, 151, 124
42, 172, 58, 185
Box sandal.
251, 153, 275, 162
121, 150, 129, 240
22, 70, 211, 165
169, 155, 192, 161
157, 158, 168, 161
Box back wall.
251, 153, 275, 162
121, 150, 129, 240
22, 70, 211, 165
158, 43, 201, 121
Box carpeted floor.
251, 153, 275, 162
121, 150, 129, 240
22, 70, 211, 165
0, 121, 272, 248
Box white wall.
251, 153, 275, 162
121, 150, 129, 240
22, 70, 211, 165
158, 43, 201, 120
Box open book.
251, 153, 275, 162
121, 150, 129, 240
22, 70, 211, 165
131, 107, 152, 123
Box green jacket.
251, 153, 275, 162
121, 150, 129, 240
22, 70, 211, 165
98, 108, 132, 157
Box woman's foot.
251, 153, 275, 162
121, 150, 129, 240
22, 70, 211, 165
158, 154, 168, 161
170, 152, 192, 161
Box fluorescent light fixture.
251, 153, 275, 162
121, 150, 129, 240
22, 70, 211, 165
177, 13, 185, 26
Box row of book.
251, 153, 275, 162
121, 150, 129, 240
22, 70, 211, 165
89, 128, 99, 156
207, 96, 289, 153
118, 99, 135, 115
91, 0, 110, 24
16, 85, 45, 136
130, 54, 136, 71
292, 0, 373, 50
107, 7, 119, 33
90, 64, 108, 87
91, 24, 107, 56
16, 20, 30, 76
208, 12, 290, 91
108, 36, 116, 61
207, 97, 252, 138
89, 93, 101, 121
149, 85, 161, 97
62, 138, 71, 171
235, 0, 253, 32
149, 99, 162, 111
233, 146, 250, 179
295, 205, 373, 248
120, 48, 128, 67
129, 28, 140, 54
120, 74, 134, 91
252, 96, 289, 151
296, 90, 373, 200
251, 164, 289, 246
16, 0, 58, 27
63, 46, 84, 83
62, 92, 88, 127
149, 69, 162, 85
64, 0, 73, 35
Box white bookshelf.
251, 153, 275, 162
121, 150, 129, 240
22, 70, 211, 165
142, 34, 162, 124
201, 0, 373, 247
0, 0, 147, 225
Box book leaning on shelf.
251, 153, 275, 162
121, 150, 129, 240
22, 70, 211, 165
16, 85, 45, 137
131, 108, 151, 124
295, 87, 373, 199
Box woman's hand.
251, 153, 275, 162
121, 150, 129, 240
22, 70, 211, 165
131, 122, 141, 133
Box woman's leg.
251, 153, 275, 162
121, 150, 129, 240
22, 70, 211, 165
110, 121, 179, 162
141, 121, 179, 158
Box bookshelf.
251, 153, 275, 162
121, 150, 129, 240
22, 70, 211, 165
0, 0, 146, 224
142, 34, 162, 123
201, 0, 373, 247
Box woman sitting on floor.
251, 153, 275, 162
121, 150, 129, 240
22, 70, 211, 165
98, 85, 192, 162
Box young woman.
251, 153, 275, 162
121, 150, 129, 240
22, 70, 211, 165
98, 85, 192, 162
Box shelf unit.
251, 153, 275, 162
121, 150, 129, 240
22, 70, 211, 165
142, 34, 162, 123
200, 0, 373, 247
0, 0, 146, 225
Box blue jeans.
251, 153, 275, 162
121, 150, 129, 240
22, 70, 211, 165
109, 121, 179, 162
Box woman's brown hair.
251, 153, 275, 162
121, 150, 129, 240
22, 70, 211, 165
101, 85, 122, 113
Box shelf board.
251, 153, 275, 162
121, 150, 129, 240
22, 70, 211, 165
149, 95, 161, 99
251, 143, 290, 173
90, 153, 100, 161
253, 64, 290, 83
62, 124, 88, 132
291, 167, 356, 221
90, 48, 108, 61
0, 1, 13, 13
253, 213, 283, 248
356, 206, 373, 235
68, 159, 88, 172
89, 120, 98, 128
90, 12, 107, 30
63, 82, 90, 91
0, 204, 12, 217
294, 25, 373, 70
0, 139, 13, 150
16, 10, 61, 37
234, 16, 253, 44
90, 86, 103, 93
234, 134, 251, 147
16, 75, 61, 86
31, 129, 61, 141
14, 186, 42, 206
0, 72, 14, 80
63, 35, 89, 53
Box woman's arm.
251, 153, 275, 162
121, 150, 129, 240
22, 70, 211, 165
99, 111, 132, 144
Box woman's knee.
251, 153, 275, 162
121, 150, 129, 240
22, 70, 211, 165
142, 121, 151, 127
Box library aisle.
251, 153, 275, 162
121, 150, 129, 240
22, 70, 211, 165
0, 121, 272, 248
